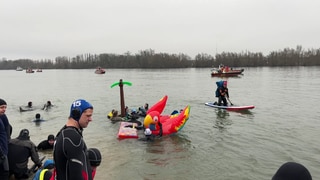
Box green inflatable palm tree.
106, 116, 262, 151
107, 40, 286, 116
111, 79, 132, 117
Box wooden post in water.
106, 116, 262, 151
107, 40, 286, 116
119, 79, 125, 117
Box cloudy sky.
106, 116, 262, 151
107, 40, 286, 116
1, 0, 319, 60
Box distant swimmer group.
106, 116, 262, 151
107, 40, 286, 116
19, 100, 54, 112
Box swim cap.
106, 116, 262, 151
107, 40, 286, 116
88, 148, 102, 167
47, 134, 55, 141
0, 99, 7, 106
18, 129, 30, 140
35, 113, 41, 119
272, 162, 312, 180
144, 128, 152, 135
69, 99, 93, 121
43, 159, 55, 169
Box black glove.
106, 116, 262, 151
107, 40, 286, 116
36, 163, 42, 168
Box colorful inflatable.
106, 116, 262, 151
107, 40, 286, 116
143, 95, 190, 136
118, 121, 139, 139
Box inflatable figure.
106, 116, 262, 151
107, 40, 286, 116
143, 95, 190, 136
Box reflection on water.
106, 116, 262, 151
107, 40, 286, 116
213, 109, 254, 130
213, 109, 232, 130
2, 67, 320, 180
211, 75, 243, 80
145, 134, 191, 167
146, 134, 191, 153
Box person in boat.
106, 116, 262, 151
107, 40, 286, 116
219, 64, 225, 73
217, 81, 229, 106
42, 101, 53, 110
37, 134, 55, 151
8, 129, 42, 179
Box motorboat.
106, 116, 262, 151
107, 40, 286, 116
211, 64, 244, 77
95, 67, 106, 74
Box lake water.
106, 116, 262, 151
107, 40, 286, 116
1, 67, 320, 180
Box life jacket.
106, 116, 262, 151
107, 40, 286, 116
39, 169, 48, 180
33, 168, 54, 180
215, 80, 225, 97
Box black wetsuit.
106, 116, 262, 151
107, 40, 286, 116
8, 136, 41, 179
53, 126, 92, 180
37, 140, 53, 150
218, 86, 229, 106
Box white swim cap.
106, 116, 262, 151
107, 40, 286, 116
144, 128, 152, 135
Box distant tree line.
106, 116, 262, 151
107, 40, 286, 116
1, 45, 319, 70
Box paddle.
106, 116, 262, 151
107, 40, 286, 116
28, 156, 46, 175
227, 97, 234, 106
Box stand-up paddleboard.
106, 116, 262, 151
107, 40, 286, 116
205, 102, 254, 111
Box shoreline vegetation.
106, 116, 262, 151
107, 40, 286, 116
1, 45, 320, 69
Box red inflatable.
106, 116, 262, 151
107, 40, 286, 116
143, 95, 190, 136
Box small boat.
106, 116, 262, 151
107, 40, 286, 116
36, 68, 43, 72
26, 68, 35, 73
94, 67, 106, 74
16, 66, 23, 71
211, 64, 244, 77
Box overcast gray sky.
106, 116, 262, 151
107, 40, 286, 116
1, 0, 319, 60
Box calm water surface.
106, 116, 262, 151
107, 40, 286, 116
1, 67, 320, 180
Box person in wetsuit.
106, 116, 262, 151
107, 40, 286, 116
42, 101, 53, 111
32, 159, 55, 180
53, 99, 94, 180
37, 134, 55, 151
8, 129, 42, 179
87, 148, 102, 179
138, 128, 155, 141
33, 148, 102, 180
217, 81, 229, 106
